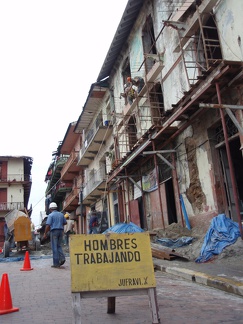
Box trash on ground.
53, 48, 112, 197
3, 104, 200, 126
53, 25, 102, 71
151, 243, 189, 261
156, 236, 193, 249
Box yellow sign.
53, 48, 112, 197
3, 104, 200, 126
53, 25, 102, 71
70, 232, 156, 292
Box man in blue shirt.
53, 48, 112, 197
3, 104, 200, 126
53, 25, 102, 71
43, 202, 67, 268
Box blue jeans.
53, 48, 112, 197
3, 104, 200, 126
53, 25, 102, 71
50, 229, 65, 266
89, 226, 98, 234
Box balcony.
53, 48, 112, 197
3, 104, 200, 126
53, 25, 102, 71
0, 202, 24, 211
61, 151, 80, 181
50, 181, 72, 200
77, 116, 113, 166
62, 188, 79, 210
0, 174, 32, 182
82, 167, 107, 205
45, 156, 68, 194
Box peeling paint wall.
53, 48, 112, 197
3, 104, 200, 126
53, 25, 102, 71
107, 0, 243, 228
176, 107, 221, 219
7, 159, 25, 207
216, 0, 243, 61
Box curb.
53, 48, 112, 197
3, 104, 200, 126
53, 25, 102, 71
154, 263, 243, 298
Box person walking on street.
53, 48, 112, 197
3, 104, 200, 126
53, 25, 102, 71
43, 202, 67, 268
89, 207, 99, 234
63, 213, 74, 246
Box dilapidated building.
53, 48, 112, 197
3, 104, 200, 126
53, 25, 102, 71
46, 0, 243, 236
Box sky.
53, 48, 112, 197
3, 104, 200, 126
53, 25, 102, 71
0, 0, 128, 227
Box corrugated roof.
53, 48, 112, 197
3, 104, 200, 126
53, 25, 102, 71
74, 80, 108, 133
60, 122, 80, 155
97, 0, 144, 82
74, 0, 144, 134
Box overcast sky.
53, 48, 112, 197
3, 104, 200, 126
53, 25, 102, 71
0, 0, 128, 226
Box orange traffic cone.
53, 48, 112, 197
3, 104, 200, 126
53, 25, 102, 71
0, 273, 19, 315
20, 251, 33, 271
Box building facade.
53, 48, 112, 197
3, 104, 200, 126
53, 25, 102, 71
0, 156, 33, 246
45, 0, 243, 236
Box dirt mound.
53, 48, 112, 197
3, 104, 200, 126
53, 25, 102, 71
151, 222, 243, 262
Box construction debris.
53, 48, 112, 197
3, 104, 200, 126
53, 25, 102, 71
151, 243, 189, 261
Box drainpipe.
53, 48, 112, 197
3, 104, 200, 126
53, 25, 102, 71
216, 82, 243, 239
139, 168, 148, 229
171, 150, 185, 227
152, 141, 165, 229
107, 188, 112, 228
125, 168, 131, 222
237, 87, 243, 150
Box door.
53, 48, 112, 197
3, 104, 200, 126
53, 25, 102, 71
219, 138, 243, 222
0, 189, 7, 210
129, 200, 141, 227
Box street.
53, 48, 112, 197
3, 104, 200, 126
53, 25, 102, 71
0, 257, 243, 324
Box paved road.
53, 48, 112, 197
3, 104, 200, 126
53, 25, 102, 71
0, 257, 243, 324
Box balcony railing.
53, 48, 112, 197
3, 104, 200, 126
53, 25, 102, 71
83, 167, 106, 199
0, 202, 24, 211
50, 181, 73, 197
0, 174, 32, 182
81, 115, 103, 157
63, 188, 79, 208
61, 152, 79, 178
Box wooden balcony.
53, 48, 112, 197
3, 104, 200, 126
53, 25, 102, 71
61, 152, 80, 180
63, 188, 79, 209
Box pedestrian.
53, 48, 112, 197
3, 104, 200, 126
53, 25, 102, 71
3, 219, 9, 241
63, 213, 74, 246
88, 207, 99, 234
43, 202, 67, 268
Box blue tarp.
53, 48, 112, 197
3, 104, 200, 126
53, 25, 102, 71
0, 255, 53, 263
195, 214, 241, 263
102, 222, 144, 234
156, 236, 193, 248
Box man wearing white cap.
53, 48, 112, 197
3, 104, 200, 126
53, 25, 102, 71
43, 202, 67, 268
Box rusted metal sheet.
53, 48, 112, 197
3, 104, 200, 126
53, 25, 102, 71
151, 243, 189, 261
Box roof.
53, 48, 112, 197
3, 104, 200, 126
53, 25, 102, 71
74, 79, 109, 133
74, 0, 144, 134
0, 156, 33, 166
60, 121, 80, 155
97, 0, 145, 82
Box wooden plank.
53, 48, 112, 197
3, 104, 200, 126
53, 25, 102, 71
148, 288, 160, 324
72, 293, 82, 324
151, 247, 177, 260
107, 297, 116, 314
151, 243, 189, 261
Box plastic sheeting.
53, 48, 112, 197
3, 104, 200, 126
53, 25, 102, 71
156, 236, 193, 248
0, 255, 53, 263
195, 214, 241, 263
102, 222, 144, 234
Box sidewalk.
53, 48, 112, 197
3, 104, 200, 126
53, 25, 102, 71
153, 256, 243, 298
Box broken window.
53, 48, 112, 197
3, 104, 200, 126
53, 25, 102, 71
121, 57, 132, 105
149, 82, 165, 126
142, 15, 157, 74
192, 13, 222, 72
126, 115, 137, 150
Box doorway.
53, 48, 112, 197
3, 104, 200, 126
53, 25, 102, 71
219, 137, 243, 222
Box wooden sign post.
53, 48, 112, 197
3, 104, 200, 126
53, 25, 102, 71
70, 232, 160, 323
